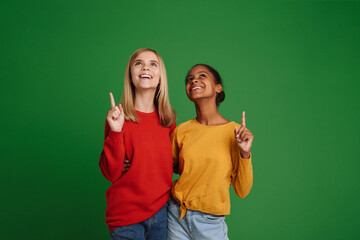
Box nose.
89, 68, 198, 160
191, 79, 198, 84
142, 64, 149, 71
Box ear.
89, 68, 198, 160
215, 84, 222, 93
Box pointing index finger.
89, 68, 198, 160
110, 92, 116, 108
241, 111, 246, 127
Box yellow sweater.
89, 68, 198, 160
171, 119, 253, 220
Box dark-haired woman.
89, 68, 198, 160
167, 64, 254, 240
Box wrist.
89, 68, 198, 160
111, 129, 122, 132
109, 124, 123, 132
240, 151, 251, 159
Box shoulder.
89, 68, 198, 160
232, 121, 241, 128
175, 119, 196, 131
218, 121, 240, 139
171, 119, 195, 136
169, 121, 177, 134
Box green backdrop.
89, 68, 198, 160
1, 0, 359, 239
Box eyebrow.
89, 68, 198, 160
134, 59, 159, 64
187, 71, 208, 78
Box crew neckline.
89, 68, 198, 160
135, 109, 158, 117
192, 118, 234, 127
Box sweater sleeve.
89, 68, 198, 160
231, 137, 253, 198
170, 126, 180, 174
99, 120, 126, 183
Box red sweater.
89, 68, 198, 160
99, 110, 176, 232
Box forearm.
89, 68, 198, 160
232, 155, 253, 198
99, 131, 126, 182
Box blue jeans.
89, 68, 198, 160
110, 203, 168, 240
167, 197, 229, 240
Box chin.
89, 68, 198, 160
139, 85, 158, 90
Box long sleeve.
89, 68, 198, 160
99, 121, 126, 183
231, 148, 253, 198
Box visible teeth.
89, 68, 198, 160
192, 87, 202, 90
140, 74, 151, 79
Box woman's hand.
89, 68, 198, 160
235, 111, 254, 159
106, 92, 125, 132
120, 159, 131, 177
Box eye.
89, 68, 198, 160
134, 61, 141, 66
186, 77, 193, 82
151, 62, 158, 67
199, 74, 206, 78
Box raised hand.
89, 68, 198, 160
106, 92, 125, 132
235, 111, 254, 159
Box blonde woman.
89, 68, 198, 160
99, 48, 176, 240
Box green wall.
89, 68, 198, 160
1, 0, 359, 239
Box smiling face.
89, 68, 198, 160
130, 51, 160, 91
185, 65, 222, 104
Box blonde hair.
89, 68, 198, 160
120, 48, 176, 127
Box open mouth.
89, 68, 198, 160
191, 86, 203, 91
139, 74, 152, 79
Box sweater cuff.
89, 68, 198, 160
108, 130, 124, 141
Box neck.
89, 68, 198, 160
134, 89, 156, 113
194, 100, 228, 126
